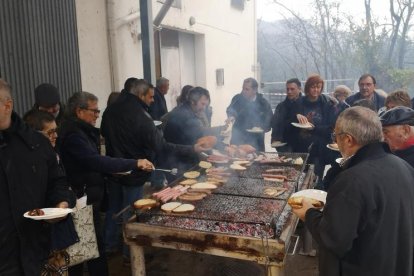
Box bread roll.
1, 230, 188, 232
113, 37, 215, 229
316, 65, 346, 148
172, 204, 195, 213
161, 202, 182, 212
191, 182, 217, 190
133, 199, 158, 209
180, 179, 198, 185
288, 196, 324, 209
230, 164, 247, 171
199, 161, 212, 169
183, 171, 200, 179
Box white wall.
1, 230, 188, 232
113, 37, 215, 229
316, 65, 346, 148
75, 0, 257, 126
75, 0, 112, 122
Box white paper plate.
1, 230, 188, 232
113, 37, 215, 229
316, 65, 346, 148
246, 128, 264, 133
326, 143, 340, 151
154, 120, 162, 126
24, 208, 73, 220
335, 158, 343, 164
291, 122, 314, 129
271, 142, 287, 148
290, 189, 327, 204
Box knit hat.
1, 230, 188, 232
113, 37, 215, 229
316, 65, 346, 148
34, 83, 60, 107
380, 106, 414, 126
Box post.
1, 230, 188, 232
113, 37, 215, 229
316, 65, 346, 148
139, 0, 156, 84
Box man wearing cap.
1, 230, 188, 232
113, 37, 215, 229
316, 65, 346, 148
380, 106, 414, 167
32, 83, 65, 125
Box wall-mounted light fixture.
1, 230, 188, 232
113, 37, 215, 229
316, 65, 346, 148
189, 16, 196, 26
216, 68, 224, 86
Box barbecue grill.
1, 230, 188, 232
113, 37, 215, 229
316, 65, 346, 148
125, 154, 313, 276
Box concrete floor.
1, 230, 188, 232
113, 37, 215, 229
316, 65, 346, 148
107, 247, 318, 276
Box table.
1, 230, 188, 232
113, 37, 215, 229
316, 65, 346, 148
124, 162, 315, 276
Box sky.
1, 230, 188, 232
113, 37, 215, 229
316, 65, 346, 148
257, 0, 391, 23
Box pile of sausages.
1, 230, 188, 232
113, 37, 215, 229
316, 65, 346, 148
153, 185, 189, 203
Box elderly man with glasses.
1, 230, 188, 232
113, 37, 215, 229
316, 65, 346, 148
57, 91, 154, 276
292, 106, 414, 276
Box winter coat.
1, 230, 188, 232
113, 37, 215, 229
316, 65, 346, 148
345, 91, 385, 111
226, 93, 273, 151
58, 117, 137, 200
289, 95, 337, 164
101, 92, 195, 186
0, 112, 75, 275
148, 88, 168, 120
271, 94, 302, 143
305, 142, 414, 276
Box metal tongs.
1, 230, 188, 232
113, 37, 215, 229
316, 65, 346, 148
153, 168, 178, 175
114, 167, 178, 176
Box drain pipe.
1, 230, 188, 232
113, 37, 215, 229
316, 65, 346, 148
107, 0, 141, 91
153, 0, 174, 27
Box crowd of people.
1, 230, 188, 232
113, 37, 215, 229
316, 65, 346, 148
2, 71, 414, 276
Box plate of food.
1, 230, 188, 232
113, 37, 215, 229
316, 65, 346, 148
327, 143, 339, 151
288, 189, 327, 209
24, 208, 73, 220
271, 141, 287, 148
291, 122, 314, 129
246, 127, 264, 133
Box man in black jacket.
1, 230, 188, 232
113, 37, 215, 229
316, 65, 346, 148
380, 106, 414, 167
226, 77, 273, 151
58, 91, 153, 275
0, 79, 75, 275
101, 79, 209, 259
148, 77, 169, 120
271, 78, 302, 152
163, 86, 213, 171
293, 106, 414, 276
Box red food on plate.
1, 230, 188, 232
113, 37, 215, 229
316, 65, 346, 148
28, 208, 45, 216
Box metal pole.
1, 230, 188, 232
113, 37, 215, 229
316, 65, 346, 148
139, 0, 156, 84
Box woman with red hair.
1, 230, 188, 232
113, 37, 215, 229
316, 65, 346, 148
289, 74, 338, 181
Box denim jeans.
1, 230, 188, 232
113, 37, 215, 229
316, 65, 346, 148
122, 185, 144, 258
103, 176, 123, 252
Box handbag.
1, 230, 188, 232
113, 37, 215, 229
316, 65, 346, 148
66, 205, 100, 266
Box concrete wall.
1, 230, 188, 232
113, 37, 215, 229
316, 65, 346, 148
75, 0, 112, 120
75, 0, 257, 126
155, 0, 258, 125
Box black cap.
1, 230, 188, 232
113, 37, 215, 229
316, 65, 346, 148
34, 83, 60, 107
380, 106, 414, 126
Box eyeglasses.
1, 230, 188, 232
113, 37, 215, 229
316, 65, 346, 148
39, 128, 57, 138
83, 108, 101, 115
331, 131, 348, 142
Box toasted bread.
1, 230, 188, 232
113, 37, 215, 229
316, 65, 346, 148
133, 198, 158, 209
288, 196, 324, 209
191, 182, 217, 190
161, 202, 182, 212
172, 203, 195, 213
183, 171, 200, 179
180, 179, 198, 185
198, 161, 212, 169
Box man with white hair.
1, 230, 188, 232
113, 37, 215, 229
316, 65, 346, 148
380, 106, 414, 166
292, 106, 414, 276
